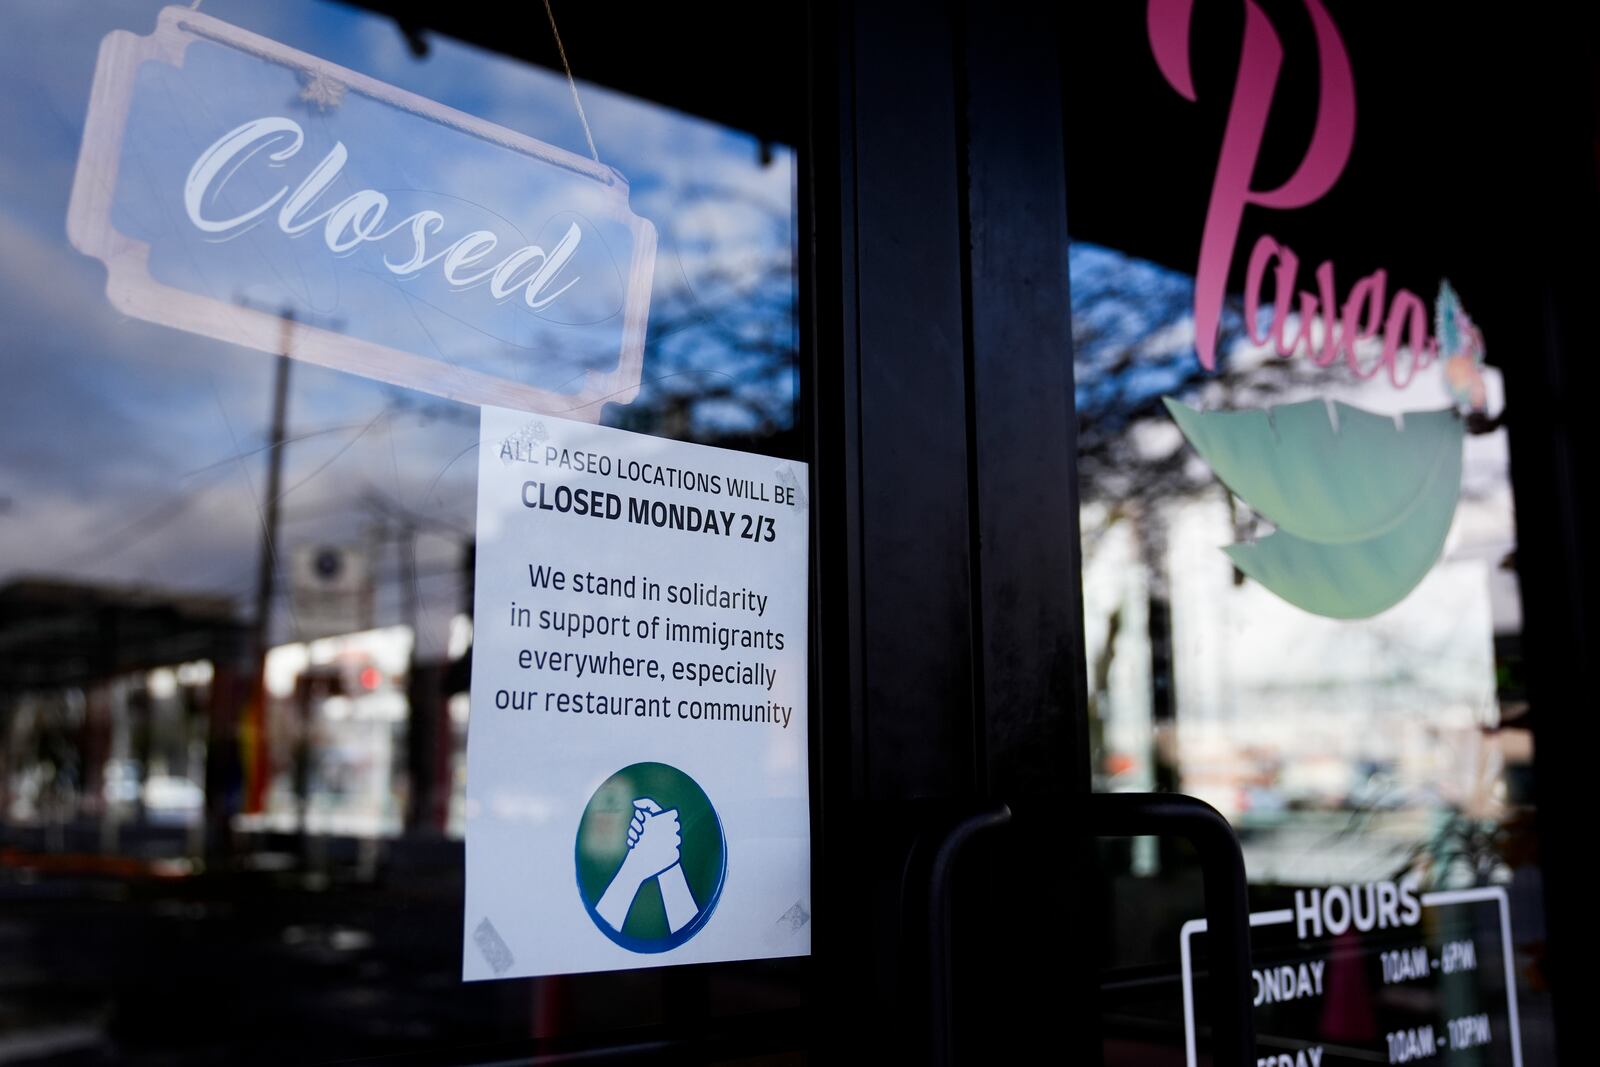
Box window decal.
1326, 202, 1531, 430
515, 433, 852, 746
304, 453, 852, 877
1165, 397, 1464, 619
1148, 0, 1494, 619
1160, 276, 1488, 619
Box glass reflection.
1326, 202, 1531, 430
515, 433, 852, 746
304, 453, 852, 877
1073, 240, 1552, 1064
0, 1, 799, 1061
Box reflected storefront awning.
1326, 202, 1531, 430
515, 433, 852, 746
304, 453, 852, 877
0, 579, 245, 690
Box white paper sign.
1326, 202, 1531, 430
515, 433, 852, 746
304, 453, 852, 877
464, 406, 810, 979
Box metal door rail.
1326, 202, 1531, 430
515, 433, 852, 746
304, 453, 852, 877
927, 793, 1254, 1066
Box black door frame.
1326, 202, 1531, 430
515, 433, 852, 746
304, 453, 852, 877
806, 1, 1099, 1059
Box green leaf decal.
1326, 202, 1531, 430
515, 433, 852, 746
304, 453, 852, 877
1163, 398, 1461, 544
1165, 398, 1465, 620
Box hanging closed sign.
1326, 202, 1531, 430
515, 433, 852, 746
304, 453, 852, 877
67, 6, 656, 419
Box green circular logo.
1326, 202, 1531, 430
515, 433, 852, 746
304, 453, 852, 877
575, 762, 726, 953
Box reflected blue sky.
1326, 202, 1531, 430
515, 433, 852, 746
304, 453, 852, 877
1070, 240, 1232, 433
0, 1, 797, 651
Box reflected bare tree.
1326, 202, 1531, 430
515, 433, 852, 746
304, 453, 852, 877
1072, 242, 1323, 792
607, 184, 798, 456
1073, 243, 1326, 555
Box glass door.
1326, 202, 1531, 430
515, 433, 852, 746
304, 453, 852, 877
5, 2, 1591, 1064
0, 2, 813, 1062
1061, 3, 1591, 1064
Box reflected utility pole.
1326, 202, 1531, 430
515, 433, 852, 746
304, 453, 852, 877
245, 311, 293, 817
361, 494, 449, 837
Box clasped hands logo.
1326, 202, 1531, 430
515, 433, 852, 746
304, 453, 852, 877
577, 763, 726, 953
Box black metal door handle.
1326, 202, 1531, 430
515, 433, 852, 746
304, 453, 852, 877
925, 793, 1253, 1066
927, 804, 1013, 1067
1085, 793, 1254, 1067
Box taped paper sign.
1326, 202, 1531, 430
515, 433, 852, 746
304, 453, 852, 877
67, 7, 656, 419
464, 406, 810, 978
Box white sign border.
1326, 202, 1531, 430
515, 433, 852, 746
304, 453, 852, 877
1178, 886, 1524, 1067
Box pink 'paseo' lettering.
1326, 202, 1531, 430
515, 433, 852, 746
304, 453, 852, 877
1147, 0, 1437, 386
